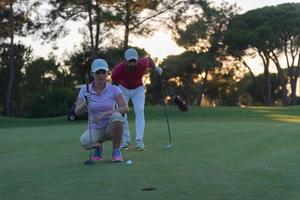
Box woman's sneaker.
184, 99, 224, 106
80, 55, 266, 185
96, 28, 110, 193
136, 139, 146, 151
112, 149, 123, 162
91, 144, 103, 161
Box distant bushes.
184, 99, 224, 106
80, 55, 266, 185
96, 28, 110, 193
24, 88, 77, 118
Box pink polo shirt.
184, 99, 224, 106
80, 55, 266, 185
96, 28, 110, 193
111, 57, 154, 89
78, 82, 122, 129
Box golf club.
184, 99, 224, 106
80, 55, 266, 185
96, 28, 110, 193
158, 76, 172, 150
84, 73, 94, 165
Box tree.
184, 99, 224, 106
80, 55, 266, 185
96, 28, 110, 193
160, 51, 209, 105
225, 3, 300, 106
237, 73, 281, 106
268, 3, 300, 105
45, 0, 121, 60
46, 0, 179, 58
0, 43, 74, 117
166, 0, 238, 105
224, 10, 275, 106
0, 43, 33, 116
21, 56, 75, 117
64, 44, 147, 85
111, 0, 180, 49
0, 0, 41, 116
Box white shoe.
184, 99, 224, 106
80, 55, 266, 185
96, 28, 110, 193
136, 139, 146, 151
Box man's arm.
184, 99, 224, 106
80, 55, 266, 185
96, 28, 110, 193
146, 57, 163, 75
147, 57, 156, 70
111, 64, 121, 85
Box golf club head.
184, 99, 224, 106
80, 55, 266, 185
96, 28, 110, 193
83, 160, 95, 165
164, 143, 172, 150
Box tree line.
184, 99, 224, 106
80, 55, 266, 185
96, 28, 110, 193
0, 0, 300, 117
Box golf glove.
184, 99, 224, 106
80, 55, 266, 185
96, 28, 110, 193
155, 66, 163, 75
84, 92, 91, 104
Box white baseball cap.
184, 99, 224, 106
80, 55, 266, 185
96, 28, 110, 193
91, 58, 109, 73
124, 48, 138, 61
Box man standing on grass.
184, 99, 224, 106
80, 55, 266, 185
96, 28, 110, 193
111, 48, 162, 151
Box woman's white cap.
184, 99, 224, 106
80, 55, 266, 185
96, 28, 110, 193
91, 58, 109, 72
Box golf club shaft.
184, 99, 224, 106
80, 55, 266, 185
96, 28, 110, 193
159, 76, 172, 144
85, 73, 93, 160
88, 107, 92, 160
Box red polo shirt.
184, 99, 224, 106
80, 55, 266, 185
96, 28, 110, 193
111, 57, 154, 89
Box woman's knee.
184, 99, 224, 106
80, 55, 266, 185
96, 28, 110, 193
112, 120, 124, 128
80, 134, 89, 148
110, 112, 125, 124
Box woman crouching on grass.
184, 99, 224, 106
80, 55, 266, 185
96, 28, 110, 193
75, 58, 129, 162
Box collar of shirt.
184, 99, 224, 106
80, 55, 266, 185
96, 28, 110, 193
90, 81, 109, 95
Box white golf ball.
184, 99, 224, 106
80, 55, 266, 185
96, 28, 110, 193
126, 160, 133, 166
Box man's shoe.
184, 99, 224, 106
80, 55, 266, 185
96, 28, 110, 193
120, 142, 131, 150
112, 149, 124, 162
136, 139, 146, 151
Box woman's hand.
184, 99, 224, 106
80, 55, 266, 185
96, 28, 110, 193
75, 98, 87, 116
92, 113, 106, 124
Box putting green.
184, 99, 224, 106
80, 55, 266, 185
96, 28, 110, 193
1, 106, 300, 200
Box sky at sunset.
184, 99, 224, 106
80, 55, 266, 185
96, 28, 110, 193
21, 0, 300, 74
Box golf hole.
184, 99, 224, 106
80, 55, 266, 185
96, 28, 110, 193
141, 187, 156, 191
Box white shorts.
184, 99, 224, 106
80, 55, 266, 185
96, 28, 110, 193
80, 112, 124, 148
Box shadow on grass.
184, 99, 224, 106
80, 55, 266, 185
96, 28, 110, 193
0, 116, 86, 129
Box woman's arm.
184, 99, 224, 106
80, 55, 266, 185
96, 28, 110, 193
102, 93, 129, 115
115, 93, 129, 114
75, 97, 87, 116
92, 94, 129, 124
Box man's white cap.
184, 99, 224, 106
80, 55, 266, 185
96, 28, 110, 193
91, 58, 109, 73
124, 48, 138, 61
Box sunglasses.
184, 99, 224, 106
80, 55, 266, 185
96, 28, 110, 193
95, 69, 107, 75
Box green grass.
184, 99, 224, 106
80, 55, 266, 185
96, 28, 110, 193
1, 106, 300, 200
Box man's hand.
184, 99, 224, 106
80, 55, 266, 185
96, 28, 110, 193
84, 92, 91, 104
155, 66, 163, 75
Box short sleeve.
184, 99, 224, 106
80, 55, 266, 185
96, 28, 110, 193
78, 85, 87, 98
138, 57, 153, 70
112, 85, 122, 98
111, 64, 123, 83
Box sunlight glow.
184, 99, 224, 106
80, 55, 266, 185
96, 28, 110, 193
169, 76, 183, 86
268, 114, 300, 123
131, 31, 185, 61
